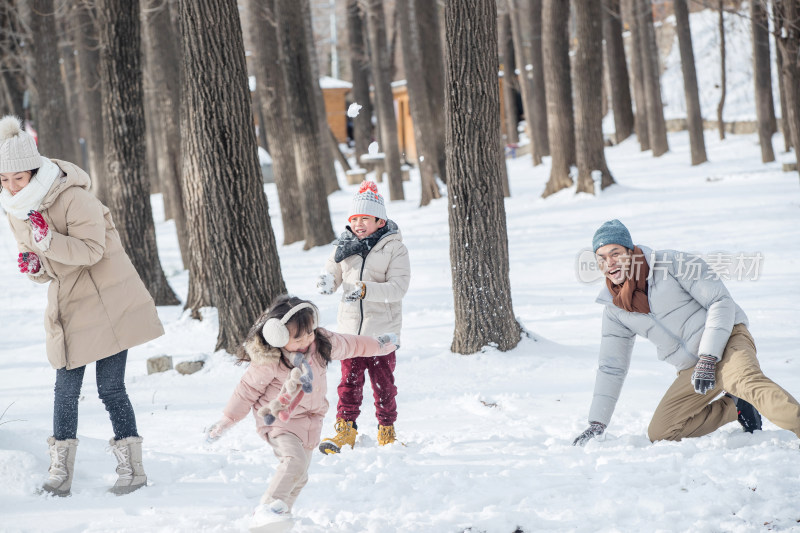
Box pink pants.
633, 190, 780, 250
336, 352, 397, 426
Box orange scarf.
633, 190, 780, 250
606, 246, 651, 314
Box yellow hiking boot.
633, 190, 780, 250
318, 419, 357, 455
377, 424, 396, 446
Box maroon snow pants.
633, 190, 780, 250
336, 351, 397, 426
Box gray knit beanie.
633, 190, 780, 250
348, 180, 387, 221
0, 116, 42, 173
592, 219, 634, 252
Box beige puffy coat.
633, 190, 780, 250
324, 222, 410, 338
6, 159, 164, 369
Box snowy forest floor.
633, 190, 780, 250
2, 129, 800, 532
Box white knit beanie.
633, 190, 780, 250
348, 180, 386, 221
0, 115, 42, 173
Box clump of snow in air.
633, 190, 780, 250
347, 102, 362, 118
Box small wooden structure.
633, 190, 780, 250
320, 76, 352, 144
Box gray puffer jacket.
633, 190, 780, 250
588, 245, 748, 426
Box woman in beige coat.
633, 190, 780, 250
0, 115, 164, 497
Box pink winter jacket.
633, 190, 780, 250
221, 328, 395, 449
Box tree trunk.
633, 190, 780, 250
364, 0, 404, 200
54, 10, 82, 163
507, 0, 539, 164
673, 0, 707, 166
276, 0, 337, 248
527, 0, 549, 158
623, 0, 649, 151
773, 0, 792, 152
246, 0, 304, 246
776, 0, 800, 176
541, 0, 574, 198
96, 0, 179, 306
0, 2, 26, 119
301, 0, 340, 195
397, 0, 441, 206
142, 0, 190, 268
346, 0, 373, 164
444, 0, 520, 354
751, 0, 775, 163
498, 12, 520, 145
179, 0, 287, 352
574, 0, 615, 194
716, 1, 726, 140
637, 0, 668, 156
30, 0, 79, 163
602, 0, 634, 144
69, 2, 108, 203
415, 0, 447, 183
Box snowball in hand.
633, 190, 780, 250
347, 102, 362, 118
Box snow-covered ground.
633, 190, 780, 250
2, 126, 799, 532
3, 6, 800, 532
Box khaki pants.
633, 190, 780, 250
648, 324, 800, 442
262, 432, 314, 509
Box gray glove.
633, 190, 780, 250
691, 355, 717, 395
316, 272, 335, 295
376, 332, 399, 350
572, 421, 606, 446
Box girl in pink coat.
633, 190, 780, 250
205, 295, 397, 530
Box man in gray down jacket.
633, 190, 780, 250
573, 219, 800, 446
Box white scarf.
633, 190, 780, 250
0, 157, 60, 220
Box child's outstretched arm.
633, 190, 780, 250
317, 251, 343, 294
324, 328, 399, 361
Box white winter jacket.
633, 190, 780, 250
324, 221, 410, 340
588, 246, 749, 426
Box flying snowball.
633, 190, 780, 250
368, 141, 380, 155
347, 103, 362, 118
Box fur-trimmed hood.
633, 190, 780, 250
239, 312, 283, 365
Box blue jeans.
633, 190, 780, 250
53, 350, 139, 441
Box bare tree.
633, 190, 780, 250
30, 0, 79, 163
0, 1, 26, 118
622, 0, 649, 151
751, 0, 775, 162
602, 0, 634, 143
276, 0, 337, 248
674, 0, 707, 165
775, 0, 800, 176
541, 0, 574, 198
636, 0, 668, 156
142, 0, 190, 267
346, 0, 373, 163
415, 0, 447, 183
246, 0, 304, 246
364, 0, 405, 200
717, 0, 726, 140
301, 0, 339, 195
574, 0, 615, 194
444, 0, 520, 354
507, 0, 548, 165
773, 0, 791, 152
498, 11, 520, 145
179, 0, 287, 351
397, 0, 441, 206
96, 0, 178, 305
68, 1, 107, 203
